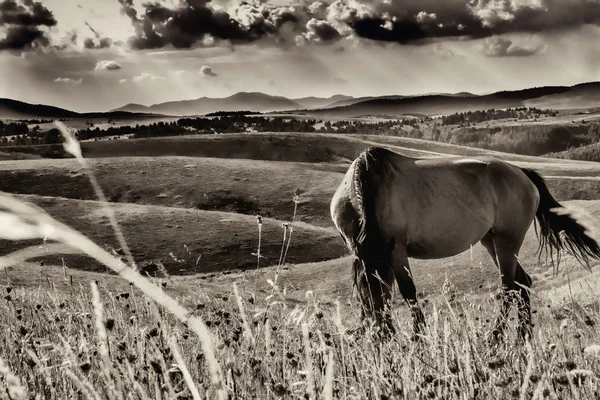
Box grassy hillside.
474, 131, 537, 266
0, 195, 346, 275
0, 157, 343, 227
548, 142, 600, 162
2, 131, 600, 400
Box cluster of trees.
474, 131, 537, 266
441, 108, 558, 125
320, 119, 420, 135
0, 121, 29, 136
205, 111, 262, 116
445, 123, 600, 156
0, 115, 427, 147
0, 128, 65, 146
177, 116, 319, 135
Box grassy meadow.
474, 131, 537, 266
1, 129, 600, 399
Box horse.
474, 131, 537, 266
330, 146, 600, 341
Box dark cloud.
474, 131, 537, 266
200, 65, 217, 77
343, 0, 600, 44
118, 0, 264, 49
113, 0, 600, 50
0, 0, 56, 26
0, 0, 56, 51
83, 21, 113, 49
483, 36, 545, 57
83, 37, 113, 49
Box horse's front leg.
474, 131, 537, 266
355, 258, 396, 336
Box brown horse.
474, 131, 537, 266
331, 146, 600, 341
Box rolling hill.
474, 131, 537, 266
0, 98, 162, 120
309, 85, 579, 117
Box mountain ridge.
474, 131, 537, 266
3, 81, 600, 120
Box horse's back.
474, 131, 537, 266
374, 152, 538, 258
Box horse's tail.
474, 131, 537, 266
351, 147, 393, 298
520, 167, 600, 269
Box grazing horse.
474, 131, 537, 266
331, 147, 600, 341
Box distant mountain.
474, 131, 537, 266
307, 85, 585, 117
0, 98, 162, 120
114, 103, 152, 114
113, 92, 303, 116
291, 95, 354, 109
4, 81, 600, 121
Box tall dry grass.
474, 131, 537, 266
0, 122, 600, 399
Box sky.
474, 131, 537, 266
1, 0, 600, 112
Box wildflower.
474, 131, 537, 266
488, 359, 505, 370
105, 319, 115, 331
147, 327, 159, 338
559, 360, 577, 371
569, 369, 594, 386
80, 363, 92, 374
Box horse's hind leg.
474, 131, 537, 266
391, 246, 425, 335
515, 264, 533, 340
481, 232, 528, 341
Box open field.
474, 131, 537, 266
3, 132, 600, 283
2, 130, 600, 399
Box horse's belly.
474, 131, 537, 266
405, 217, 492, 259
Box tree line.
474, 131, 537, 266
441, 107, 558, 126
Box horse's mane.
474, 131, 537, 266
351, 146, 395, 300
350, 146, 395, 303
353, 147, 393, 247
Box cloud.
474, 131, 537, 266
54, 77, 83, 84
119, 78, 127, 83
302, 18, 341, 43
94, 60, 122, 71
415, 11, 437, 24
482, 36, 546, 57
117, 0, 265, 50
12, 0, 599, 54
0, 0, 56, 26
303, 0, 600, 46
430, 43, 462, 59
0, 0, 56, 51
83, 37, 113, 49
200, 65, 217, 77
83, 21, 114, 49
132, 72, 164, 82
